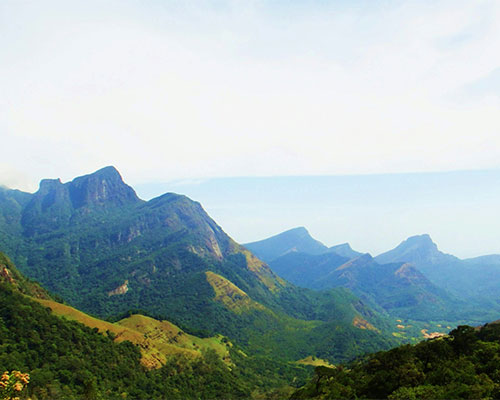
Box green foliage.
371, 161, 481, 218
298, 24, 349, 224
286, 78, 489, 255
0, 282, 265, 399
294, 323, 500, 399
0, 252, 52, 300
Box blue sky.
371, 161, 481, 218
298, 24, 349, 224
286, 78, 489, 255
1, 1, 499, 256
135, 170, 500, 258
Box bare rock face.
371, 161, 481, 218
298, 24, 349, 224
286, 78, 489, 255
108, 280, 129, 296
0, 265, 15, 284
69, 166, 140, 209
20, 166, 142, 236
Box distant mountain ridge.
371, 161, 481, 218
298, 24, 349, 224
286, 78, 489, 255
244, 227, 362, 263
328, 243, 363, 259
252, 228, 500, 323
244, 227, 329, 262
375, 234, 459, 266
269, 251, 463, 320
375, 234, 500, 303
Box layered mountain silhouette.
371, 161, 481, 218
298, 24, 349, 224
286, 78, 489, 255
270, 250, 461, 320
375, 234, 459, 267
244, 227, 329, 262
0, 167, 396, 364
257, 228, 500, 322
376, 234, 500, 301
244, 227, 363, 263
327, 243, 363, 259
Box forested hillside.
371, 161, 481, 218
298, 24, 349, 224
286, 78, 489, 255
294, 323, 500, 399
0, 252, 316, 399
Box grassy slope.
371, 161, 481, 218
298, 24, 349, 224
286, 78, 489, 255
35, 298, 230, 369
205, 271, 397, 363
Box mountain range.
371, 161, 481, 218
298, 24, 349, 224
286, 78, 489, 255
376, 234, 500, 301
245, 227, 361, 262
3, 166, 500, 397
0, 167, 397, 367
247, 229, 500, 323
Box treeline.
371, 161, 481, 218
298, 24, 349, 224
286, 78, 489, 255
293, 323, 500, 399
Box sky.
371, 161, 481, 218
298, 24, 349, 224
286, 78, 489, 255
134, 170, 500, 259
1, 1, 500, 256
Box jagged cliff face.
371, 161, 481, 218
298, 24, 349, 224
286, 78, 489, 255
69, 166, 140, 209
20, 166, 141, 236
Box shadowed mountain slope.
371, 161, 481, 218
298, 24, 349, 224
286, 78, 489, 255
269, 251, 464, 320
375, 234, 500, 303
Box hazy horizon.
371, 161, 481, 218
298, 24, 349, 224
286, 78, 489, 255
132, 169, 500, 259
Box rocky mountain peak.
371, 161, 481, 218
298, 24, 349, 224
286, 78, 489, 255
375, 234, 458, 267
30, 178, 70, 213
38, 178, 63, 192
20, 167, 141, 236
403, 234, 437, 249
69, 166, 140, 209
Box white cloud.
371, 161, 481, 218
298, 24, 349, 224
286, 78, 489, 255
1, 0, 499, 191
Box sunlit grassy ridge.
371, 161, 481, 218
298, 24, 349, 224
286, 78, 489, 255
238, 247, 286, 291
352, 315, 378, 331
117, 314, 231, 365
205, 270, 266, 313
296, 356, 335, 368
35, 298, 230, 369
0, 278, 253, 399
